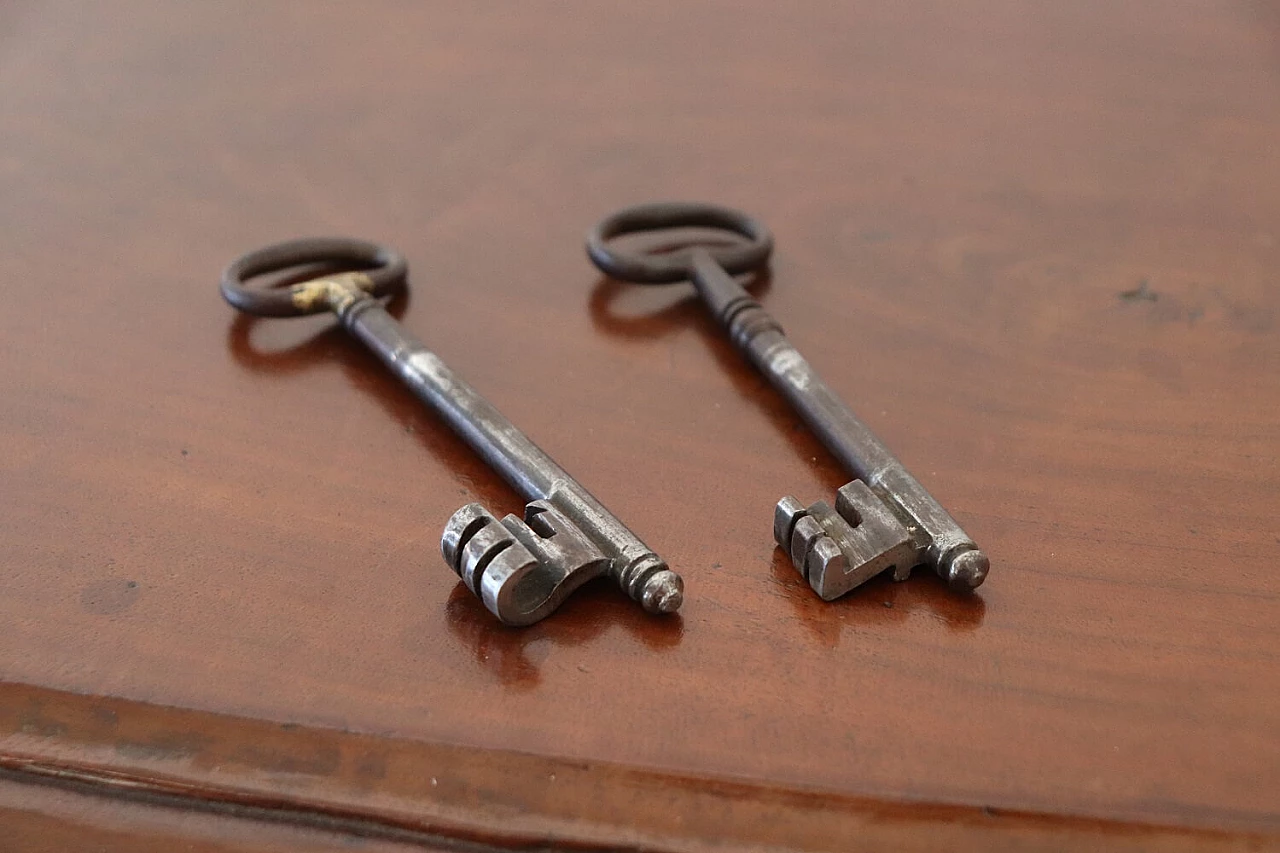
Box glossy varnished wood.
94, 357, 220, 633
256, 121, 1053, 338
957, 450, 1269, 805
1, 683, 1268, 852
0, 772, 446, 853
1, 0, 1278, 847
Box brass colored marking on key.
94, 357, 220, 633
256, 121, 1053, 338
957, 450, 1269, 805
289, 271, 375, 312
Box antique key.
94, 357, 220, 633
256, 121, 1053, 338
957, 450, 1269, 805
587, 203, 989, 600
221, 237, 682, 625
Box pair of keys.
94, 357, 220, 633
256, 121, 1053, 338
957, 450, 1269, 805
221, 203, 989, 626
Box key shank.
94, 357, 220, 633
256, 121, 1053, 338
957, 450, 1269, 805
325, 277, 681, 625
688, 252, 988, 596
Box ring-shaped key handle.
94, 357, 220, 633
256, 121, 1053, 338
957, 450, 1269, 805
586, 201, 773, 284
221, 237, 408, 317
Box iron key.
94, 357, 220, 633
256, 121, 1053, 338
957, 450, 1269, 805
221, 237, 682, 625
587, 203, 989, 600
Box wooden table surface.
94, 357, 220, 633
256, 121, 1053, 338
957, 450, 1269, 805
2, 1, 1278, 849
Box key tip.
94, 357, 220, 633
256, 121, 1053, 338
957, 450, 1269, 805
641, 570, 684, 614
946, 549, 990, 591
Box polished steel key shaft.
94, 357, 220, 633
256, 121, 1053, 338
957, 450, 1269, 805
588, 203, 989, 600
221, 237, 682, 625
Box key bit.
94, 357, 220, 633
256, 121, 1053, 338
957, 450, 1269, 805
221, 237, 683, 626
587, 202, 990, 600
774, 482, 919, 600
442, 501, 613, 626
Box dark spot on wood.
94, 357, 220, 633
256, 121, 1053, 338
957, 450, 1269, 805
1119, 279, 1158, 302
80, 578, 141, 615
180, 448, 189, 456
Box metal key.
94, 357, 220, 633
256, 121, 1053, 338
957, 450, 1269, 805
587, 203, 989, 600
221, 237, 682, 625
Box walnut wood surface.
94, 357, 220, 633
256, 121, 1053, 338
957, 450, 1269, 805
1, 0, 1278, 848
0, 775, 443, 853
2, 682, 1269, 853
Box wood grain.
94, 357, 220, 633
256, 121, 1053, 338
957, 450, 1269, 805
0, 0, 1277, 847
1, 682, 1268, 852
0, 774, 443, 853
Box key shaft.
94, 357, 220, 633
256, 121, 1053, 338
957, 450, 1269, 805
221, 240, 680, 626
585, 200, 989, 602
336, 284, 680, 624
688, 250, 988, 594
342, 295, 675, 612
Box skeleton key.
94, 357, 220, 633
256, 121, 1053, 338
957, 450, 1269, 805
587, 203, 989, 600
221, 237, 682, 625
